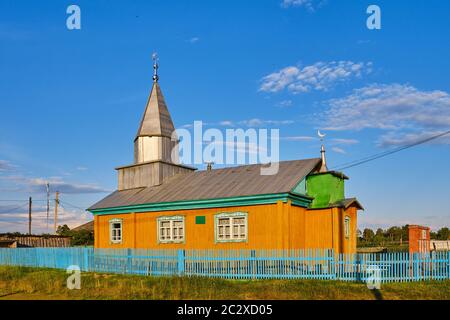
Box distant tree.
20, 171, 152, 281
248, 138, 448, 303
437, 227, 450, 240
375, 228, 384, 236
56, 224, 71, 236
373, 228, 385, 245
362, 228, 375, 241
70, 229, 94, 246
55, 224, 94, 246
358, 225, 449, 248
386, 226, 403, 242
401, 225, 409, 241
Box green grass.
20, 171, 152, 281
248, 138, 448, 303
0, 266, 449, 300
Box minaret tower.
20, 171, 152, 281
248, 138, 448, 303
134, 53, 179, 164
116, 53, 195, 190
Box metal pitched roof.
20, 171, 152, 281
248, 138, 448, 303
135, 82, 175, 140
89, 158, 321, 211
72, 220, 94, 232
330, 198, 364, 210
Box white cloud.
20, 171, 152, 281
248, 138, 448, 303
0, 205, 92, 234
378, 131, 450, 147
187, 37, 200, 44
260, 61, 372, 94
1, 175, 110, 194
280, 136, 359, 144
0, 160, 17, 172
331, 146, 346, 154
205, 140, 266, 156
276, 100, 293, 108
331, 138, 359, 145
281, 136, 316, 141
324, 84, 450, 131
281, 0, 326, 11
199, 119, 295, 127
219, 120, 234, 126
239, 118, 294, 127
27, 177, 110, 194
322, 83, 450, 146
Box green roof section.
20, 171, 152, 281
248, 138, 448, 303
306, 171, 346, 209
291, 177, 307, 195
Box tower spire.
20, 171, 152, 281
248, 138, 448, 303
152, 52, 159, 82
320, 144, 328, 173
317, 130, 328, 173
134, 53, 177, 164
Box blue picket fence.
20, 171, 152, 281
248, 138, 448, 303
0, 248, 449, 282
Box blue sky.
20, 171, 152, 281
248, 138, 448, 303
1, 0, 450, 233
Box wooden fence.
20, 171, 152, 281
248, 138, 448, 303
0, 248, 449, 282
0, 235, 71, 248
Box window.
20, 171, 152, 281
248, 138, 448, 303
344, 216, 351, 239
421, 229, 427, 240
215, 212, 247, 242
158, 216, 185, 243
109, 218, 122, 244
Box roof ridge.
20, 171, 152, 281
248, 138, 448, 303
191, 158, 321, 173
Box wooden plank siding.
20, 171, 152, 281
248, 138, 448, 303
95, 201, 359, 253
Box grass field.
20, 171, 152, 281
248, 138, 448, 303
0, 266, 449, 300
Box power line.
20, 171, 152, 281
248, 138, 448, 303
0, 203, 29, 215
0, 199, 46, 202
0, 219, 26, 226
59, 200, 87, 212
331, 129, 450, 171
58, 201, 72, 217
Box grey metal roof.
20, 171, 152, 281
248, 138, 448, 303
89, 158, 321, 210
135, 82, 176, 140
330, 198, 364, 210
72, 220, 94, 232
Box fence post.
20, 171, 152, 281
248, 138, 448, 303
127, 248, 133, 274
355, 253, 361, 282
251, 250, 257, 278
330, 249, 337, 279
177, 250, 185, 276
447, 251, 450, 280
83, 248, 89, 272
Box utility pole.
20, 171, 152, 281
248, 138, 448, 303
54, 191, 59, 235
28, 196, 32, 235
46, 183, 50, 233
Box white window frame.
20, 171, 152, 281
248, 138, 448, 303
421, 229, 427, 240
215, 212, 248, 243
344, 216, 351, 239
109, 218, 123, 244
157, 216, 185, 244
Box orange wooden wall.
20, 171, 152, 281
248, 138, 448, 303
94, 201, 359, 253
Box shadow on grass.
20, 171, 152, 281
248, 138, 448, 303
371, 289, 383, 300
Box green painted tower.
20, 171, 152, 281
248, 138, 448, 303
304, 139, 357, 209
306, 171, 348, 208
